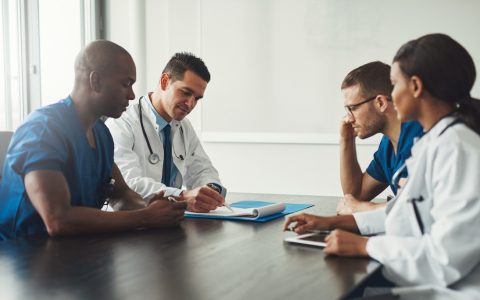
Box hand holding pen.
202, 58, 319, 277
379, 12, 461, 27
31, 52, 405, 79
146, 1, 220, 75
177, 185, 230, 213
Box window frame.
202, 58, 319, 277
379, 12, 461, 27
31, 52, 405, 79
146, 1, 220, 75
0, 0, 103, 130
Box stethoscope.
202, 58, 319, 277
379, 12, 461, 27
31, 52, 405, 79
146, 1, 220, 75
138, 96, 186, 165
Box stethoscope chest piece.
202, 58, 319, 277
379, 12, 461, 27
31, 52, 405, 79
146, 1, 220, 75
149, 153, 160, 164
138, 96, 186, 164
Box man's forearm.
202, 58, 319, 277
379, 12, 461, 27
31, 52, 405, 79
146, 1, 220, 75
327, 214, 360, 234
339, 138, 363, 196
109, 189, 146, 211
109, 163, 149, 210
45, 206, 148, 237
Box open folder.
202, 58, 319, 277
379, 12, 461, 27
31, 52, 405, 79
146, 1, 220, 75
185, 200, 313, 222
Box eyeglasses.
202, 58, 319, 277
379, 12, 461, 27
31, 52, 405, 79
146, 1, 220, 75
344, 95, 377, 116
344, 95, 391, 116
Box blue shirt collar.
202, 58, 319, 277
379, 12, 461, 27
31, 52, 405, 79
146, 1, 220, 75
397, 121, 423, 157
144, 94, 170, 131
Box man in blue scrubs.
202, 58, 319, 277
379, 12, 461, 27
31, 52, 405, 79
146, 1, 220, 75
336, 61, 423, 214
0, 40, 188, 241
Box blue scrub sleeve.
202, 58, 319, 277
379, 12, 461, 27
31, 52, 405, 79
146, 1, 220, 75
10, 123, 67, 176
366, 151, 388, 184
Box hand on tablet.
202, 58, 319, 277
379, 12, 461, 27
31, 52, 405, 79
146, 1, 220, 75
283, 213, 330, 234
323, 229, 369, 257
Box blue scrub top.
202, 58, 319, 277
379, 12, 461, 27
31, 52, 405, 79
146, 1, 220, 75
366, 121, 423, 195
0, 96, 114, 240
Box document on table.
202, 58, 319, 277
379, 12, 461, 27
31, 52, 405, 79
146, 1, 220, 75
186, 203, 286, 219
185, 200, 313, 222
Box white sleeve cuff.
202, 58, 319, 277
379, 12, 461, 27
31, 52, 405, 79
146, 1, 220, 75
143, 187, 183, 203
163, 187, 183, 197
353, 207, 386, 235
366, 236, 386, 261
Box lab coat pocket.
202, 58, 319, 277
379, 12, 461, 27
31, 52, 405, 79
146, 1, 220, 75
407, 195, 426, 237
175, 157, 187, 175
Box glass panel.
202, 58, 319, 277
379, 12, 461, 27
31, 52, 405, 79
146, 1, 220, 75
0, 0, 23, 131
0, 2, 5, 130
39, 0, 82, 106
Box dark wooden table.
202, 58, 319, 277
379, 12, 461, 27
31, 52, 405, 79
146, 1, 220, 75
0, 193, 380, 300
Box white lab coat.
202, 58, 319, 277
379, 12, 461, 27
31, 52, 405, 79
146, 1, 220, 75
354, 117, 480, 299
105, 96, 221, 199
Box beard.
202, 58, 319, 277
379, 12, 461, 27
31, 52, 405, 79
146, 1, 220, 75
356, 112, 385, 139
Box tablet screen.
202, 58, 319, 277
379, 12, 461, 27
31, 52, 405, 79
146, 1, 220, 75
298, 233, 328, 243
284, 232, 329, 247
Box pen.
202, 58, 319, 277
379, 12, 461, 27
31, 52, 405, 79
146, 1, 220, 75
170, 193, 233, 212
222, 202, 234, 212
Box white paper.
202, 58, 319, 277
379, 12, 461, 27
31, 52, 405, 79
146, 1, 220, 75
186, 203, 286, 219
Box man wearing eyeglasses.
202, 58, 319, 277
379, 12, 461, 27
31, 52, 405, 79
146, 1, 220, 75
336, 61, 423, 215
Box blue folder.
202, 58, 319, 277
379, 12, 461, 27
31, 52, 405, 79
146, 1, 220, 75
185, 200, 313, 223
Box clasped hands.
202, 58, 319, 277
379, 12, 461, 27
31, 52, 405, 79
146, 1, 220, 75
149, 185, 225, 213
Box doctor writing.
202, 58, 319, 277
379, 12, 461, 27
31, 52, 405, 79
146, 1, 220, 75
106, 53, 226, 213
284, 34, 480, 299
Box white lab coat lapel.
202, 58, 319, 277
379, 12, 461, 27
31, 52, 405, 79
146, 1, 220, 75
140, 97, 188, 188
366, 117, 480, 298
386, 124, 432, 237
137, 97, 165, 181
106, 95, 221, 197
386, 118, 460, 238
171, 119, 187, 185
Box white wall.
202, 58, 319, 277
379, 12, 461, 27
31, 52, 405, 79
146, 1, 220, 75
104, 0, 480, 196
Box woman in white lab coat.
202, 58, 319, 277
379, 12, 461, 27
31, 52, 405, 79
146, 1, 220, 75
285, 33, 480, 299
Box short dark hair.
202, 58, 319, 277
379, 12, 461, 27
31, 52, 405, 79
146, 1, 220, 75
394, 33, 480, 134
341, 61, 392, 98
162, 52, 210, 83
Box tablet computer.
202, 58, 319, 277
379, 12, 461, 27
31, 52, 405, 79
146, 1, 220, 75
284, 232, 329, 247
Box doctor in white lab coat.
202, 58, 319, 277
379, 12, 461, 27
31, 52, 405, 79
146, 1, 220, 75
284, 34, 480, 299
106, 52, 225, 213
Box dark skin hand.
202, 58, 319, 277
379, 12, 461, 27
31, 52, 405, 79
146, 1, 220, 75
25, 164, 187, 237
23, 40, 187, 238
283, 213, 360, 234
283, 213, 368, 257
323, 229, 369, 257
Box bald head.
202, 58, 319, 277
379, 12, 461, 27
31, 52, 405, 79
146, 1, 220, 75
74, 40, 134, 83
71, 40, 136, 120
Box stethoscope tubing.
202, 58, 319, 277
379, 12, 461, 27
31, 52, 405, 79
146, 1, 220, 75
138, 96, 186, 164
139, 97, 160, 164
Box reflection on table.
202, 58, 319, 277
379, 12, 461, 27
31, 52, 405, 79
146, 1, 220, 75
0, 193, 380, 300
